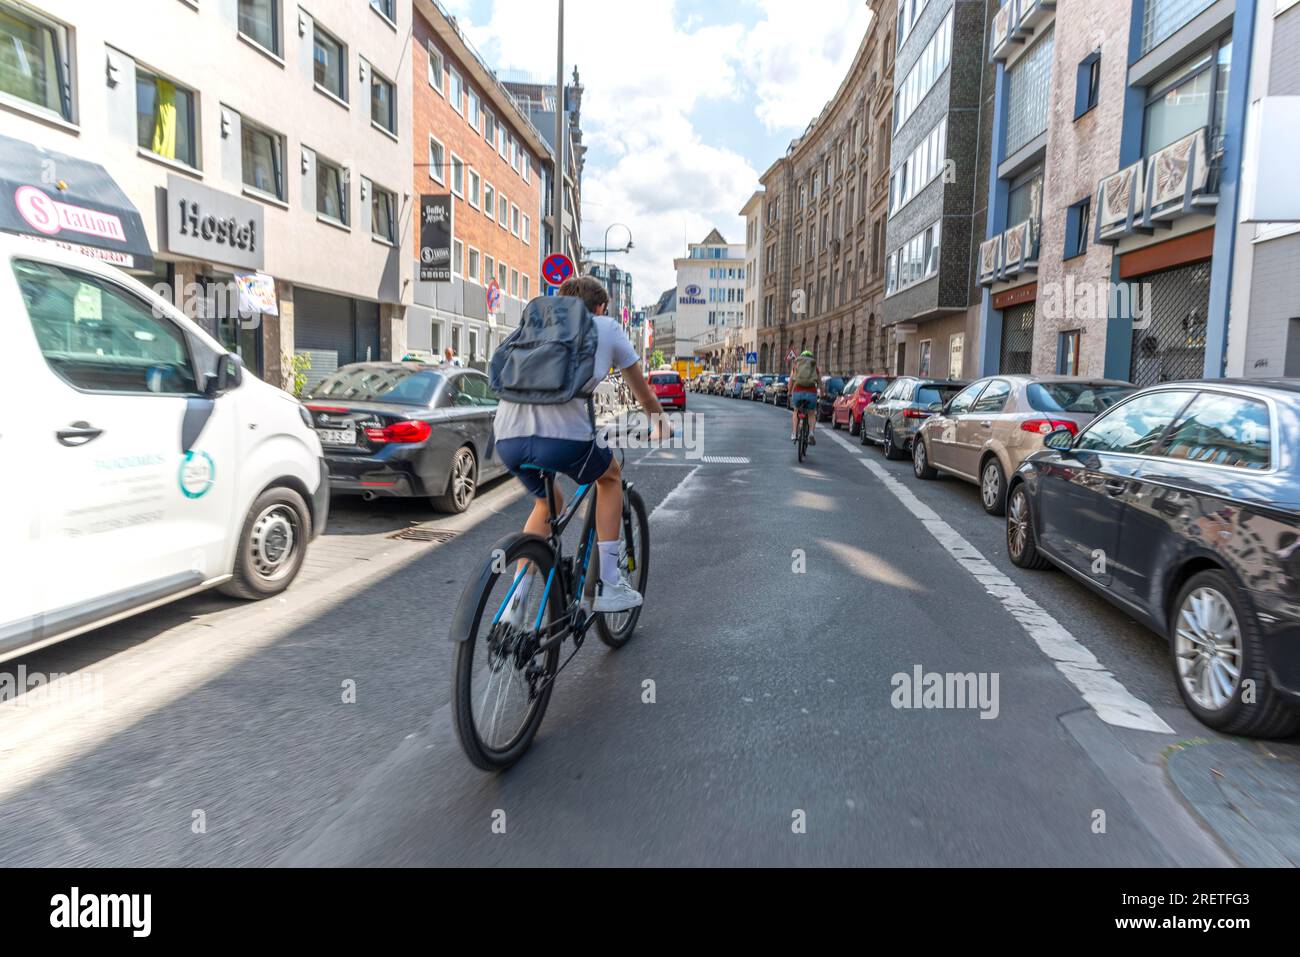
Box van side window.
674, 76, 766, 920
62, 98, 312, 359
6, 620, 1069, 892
14, 260, 200, 395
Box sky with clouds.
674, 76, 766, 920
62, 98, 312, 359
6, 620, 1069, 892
442, 0, 875, 307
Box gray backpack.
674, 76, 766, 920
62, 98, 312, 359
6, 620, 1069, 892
489, 296, 599, 404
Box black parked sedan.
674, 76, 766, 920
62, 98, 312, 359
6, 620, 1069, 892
305, 363, 508, 513
1006, 379, 1300, 737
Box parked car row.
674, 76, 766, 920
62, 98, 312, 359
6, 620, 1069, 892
768, 367, 1300, 738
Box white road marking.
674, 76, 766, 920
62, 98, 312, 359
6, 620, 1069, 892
825, 429, 1173, 734
649, 465, 703, 525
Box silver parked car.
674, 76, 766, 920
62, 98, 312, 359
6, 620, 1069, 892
913, 375, 1136, 515
860, 377, 968, 459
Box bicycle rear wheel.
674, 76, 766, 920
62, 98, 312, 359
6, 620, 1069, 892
797, 415, 808, 462
452, 536, 563, 771
595, 487, 649, 648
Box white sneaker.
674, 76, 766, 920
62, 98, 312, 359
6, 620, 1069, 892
790, 432, 797, 442
593, 578, 644, 613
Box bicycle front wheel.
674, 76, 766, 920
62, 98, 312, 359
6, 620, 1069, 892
595, 487, 649, 649
452, 535, 563, 771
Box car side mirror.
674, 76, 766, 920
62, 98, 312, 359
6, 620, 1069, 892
208, 353, 243, 396
1044, 427, 1076, 452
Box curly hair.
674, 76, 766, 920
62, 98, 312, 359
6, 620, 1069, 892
557, 275, 609, 314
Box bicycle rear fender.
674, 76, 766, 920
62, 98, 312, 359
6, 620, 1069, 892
448, 531, 551, 642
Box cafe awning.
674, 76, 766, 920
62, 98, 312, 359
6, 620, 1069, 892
0, 134, 153, 270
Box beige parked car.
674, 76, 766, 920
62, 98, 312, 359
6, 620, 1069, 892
911, 375, 1136, 515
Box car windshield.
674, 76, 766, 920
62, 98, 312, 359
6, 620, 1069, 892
916, 384, 964, 407
1028, 382, 1135, 414
308, 366, 444, 406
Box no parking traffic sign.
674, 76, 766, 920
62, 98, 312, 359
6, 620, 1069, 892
543, 253, 575, 288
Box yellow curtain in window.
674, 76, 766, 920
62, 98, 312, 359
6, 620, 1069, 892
150, 80, 177, 160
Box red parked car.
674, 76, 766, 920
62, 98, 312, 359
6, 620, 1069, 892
831, 374, 895, 437
649, 369, 686, 410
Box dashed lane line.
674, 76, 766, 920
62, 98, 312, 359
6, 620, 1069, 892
825, 429, 1173, 735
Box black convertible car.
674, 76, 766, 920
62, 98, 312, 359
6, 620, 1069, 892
1005, 379, 1300, 737
305, 362, 507, 513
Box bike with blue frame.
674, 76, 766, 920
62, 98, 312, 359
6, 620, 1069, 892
449, 452, 649, 770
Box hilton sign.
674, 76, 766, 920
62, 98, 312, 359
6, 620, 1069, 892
165, 174, 264, 270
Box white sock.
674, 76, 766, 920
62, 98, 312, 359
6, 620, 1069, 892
597, 540, 621, 587
509, 570, 534, 613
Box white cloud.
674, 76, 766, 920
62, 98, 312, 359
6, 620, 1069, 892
450, 0, 872, 302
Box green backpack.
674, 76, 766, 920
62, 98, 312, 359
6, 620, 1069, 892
792, 355, 818, 388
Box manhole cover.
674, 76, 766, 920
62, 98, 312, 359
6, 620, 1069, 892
391, 527, 460, 543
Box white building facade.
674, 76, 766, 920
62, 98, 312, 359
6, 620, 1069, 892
0, 0, 413, 391
740, 191, 764, 372
673, 229, 745, 369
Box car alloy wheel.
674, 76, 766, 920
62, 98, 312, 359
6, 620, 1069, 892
1174, 587, 1243, 713
249, 504, 299, 583
1007, 490, 1029, 560
981, 460, 1005, 515
451, 447, 477, 511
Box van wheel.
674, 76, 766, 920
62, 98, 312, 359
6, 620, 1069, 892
1171, 570, 1300, 738
221, 487, 310, 600
434, 446, 478, 514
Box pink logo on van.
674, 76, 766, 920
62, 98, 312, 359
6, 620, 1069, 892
14, 185, 126, 242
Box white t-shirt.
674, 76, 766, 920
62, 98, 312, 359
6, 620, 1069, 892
493, 314, 639, 441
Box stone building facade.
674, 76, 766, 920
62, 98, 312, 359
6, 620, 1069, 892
756, 0, 894, 377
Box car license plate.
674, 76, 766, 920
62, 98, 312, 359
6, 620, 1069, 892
318, 424, 356, 446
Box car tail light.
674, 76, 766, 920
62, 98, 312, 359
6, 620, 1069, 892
306, 404, 350, 413
366, 420, 433, 444
1021, 418, 1078, 436
903, 408, 930, 419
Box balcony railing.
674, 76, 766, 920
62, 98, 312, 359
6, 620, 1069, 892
1094, 127, 1218, 245
990, 0, 1056, 64
978, 219, 1039, 286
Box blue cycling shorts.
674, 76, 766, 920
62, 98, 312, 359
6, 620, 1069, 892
790, 391, 817, 412
495, 436, 613, 498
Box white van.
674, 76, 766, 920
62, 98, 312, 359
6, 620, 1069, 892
0, 234, 328, 663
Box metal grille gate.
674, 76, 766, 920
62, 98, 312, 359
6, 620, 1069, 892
1129, 260, 1211, 387
999, 302, 1035, 374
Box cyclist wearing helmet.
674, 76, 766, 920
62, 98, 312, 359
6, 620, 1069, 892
788, 349, 820, 445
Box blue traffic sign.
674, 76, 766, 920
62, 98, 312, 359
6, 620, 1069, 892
543, 253, 575, 287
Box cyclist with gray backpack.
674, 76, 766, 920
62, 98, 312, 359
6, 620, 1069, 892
490, 275, 667, 614
789, 349, 821, 445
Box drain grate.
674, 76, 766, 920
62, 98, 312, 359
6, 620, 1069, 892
391, 527, 460, 544
701, 456, 751, 465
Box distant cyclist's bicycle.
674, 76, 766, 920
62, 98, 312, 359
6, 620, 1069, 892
795, 406, 811, 462
450, 465, 649, 771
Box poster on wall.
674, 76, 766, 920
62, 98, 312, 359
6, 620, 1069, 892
419, 194, 453, 282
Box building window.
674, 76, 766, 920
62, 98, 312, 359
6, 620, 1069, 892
237, 0, 279, 56
450, 153, 464, 196
511, 204, 520, 236
448, 66, 463, 113
136, 68, 197, 167
522, 213, 530, 244
918, 339, 932, 376
426, 41, 443, 94
369, 0, 395, 23
1007, 165, 1043, 227
0, 1, 71, 120
485, 255, 494, 285
522, 275, 530, 299
467, 247, 480, 283
1005, 27, 1055, 154
1075, 51, 1101, 119
1064, 196, 1090, 260
467, 87, 480, 130
1142, 0, 1216, 56
885, 219, 941, 296
483, 181, 495, 220
483, 108, 495, 144
1143, 37, 1232, 156
370, 181, 396, 243
893, 8, 952, 131
1057, 330, 1082, 375
241, 119, 284, 200
428, 136, 445, 184
313, 23, 345, 100
452, 239, 463, 275
316, 155, 348, 225
498, 193, 508, 228
889, 116, 946, 216
896, 0, 928, 50
510, 268, 519, 297
467, 169, 482, 208
370, 67, 395, 133
499, 261, 507, 289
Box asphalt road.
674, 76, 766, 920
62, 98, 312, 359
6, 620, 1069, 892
0, 394, 1242, 866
